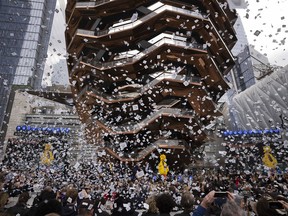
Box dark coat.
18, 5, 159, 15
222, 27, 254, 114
7, 203, 29, 216
142, 212, 159, 216
93, 208, 110, 216
62, 203, 77, 216
174, 210, 193, 216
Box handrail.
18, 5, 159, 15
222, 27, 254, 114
77, 85, 89, 100
74, 3, 206, 38
95, 4, 205, 36
70, 56, 82, 77
68, 3, 210, 53
92, 108, 196, 134
76, 0, 111, 8
102, 138, 187, 161
85, 72, 202, 103
81, 36, 205, 69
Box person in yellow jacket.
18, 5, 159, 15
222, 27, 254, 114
158, 154, 169, 177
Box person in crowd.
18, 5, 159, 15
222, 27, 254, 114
174, 192, 194, 216
254, 194, 288, 216
34, 199, 62, 216
6, 191, 30, 216
27, 186, 57, 216
92, 197, 110, 216
142, 195, 159, 216
111, 194, 138, 216
0, 173, 5, 190
0, 192, 9, 215
77, 198, 94, 216
221, 200, 244, 216
62, 186, 78, 216
192, 190, 215, 216
156, 193, 175, 216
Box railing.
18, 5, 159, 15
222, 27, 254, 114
86, 72, 202, 103
92, 108, 195, 134
70, 56, 82, 77
75, 3, 205, 37
76, 85, 89, 100
84, 36, 205, 69
71, 2, 210, 58
95, 4, 205, 36
104, 138, 187, 161
76, 0, 111, 7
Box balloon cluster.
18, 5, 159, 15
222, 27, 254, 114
15, 125, 71, 135
221, 128, 280, 137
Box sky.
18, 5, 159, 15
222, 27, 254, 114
236, 0, 288, 66
42, 0, 69, 87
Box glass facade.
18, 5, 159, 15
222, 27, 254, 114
0, 0, 56, 141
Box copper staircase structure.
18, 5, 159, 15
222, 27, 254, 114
65, 0, 237, 162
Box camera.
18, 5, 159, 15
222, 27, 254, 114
214, 191, 228, 198
269, 201, 284, 209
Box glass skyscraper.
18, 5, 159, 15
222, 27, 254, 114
0, 0, 57, 142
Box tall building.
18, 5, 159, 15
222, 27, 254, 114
66, 0, 237, 162
226, 1, 272, 96
219, 2, 274, 131
0, 0, 57, 143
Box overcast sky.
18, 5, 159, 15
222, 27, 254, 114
237, 0, 288, 66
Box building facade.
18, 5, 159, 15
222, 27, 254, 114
0, 89, 83, 162
66, 0, 237, 162
0, 0, 57, 143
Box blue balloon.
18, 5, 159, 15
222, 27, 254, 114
238, 130, 242, 135
16, 126, 21, 131
21, 125, 27, 131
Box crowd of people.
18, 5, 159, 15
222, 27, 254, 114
0, 138, 287, 216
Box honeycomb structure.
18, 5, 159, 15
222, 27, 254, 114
65, 0, 237, 161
